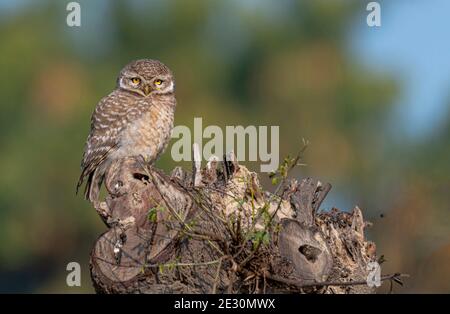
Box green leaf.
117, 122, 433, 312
148, 207, 158, 222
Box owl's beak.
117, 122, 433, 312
144, 85, 152, 96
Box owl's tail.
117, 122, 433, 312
76, 168, 103, 202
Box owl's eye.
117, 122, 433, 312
154, 79, 163, 86
131, 77, 141, 85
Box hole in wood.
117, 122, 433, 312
298, 244, 322, 263
133, 173, 150, 182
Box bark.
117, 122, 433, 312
89, 154, 378, 294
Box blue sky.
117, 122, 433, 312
350, 0, 450, 142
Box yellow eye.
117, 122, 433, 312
131, 77, 141, 85
154, 79, 163, 86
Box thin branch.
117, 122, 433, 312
236, 142, 309, 267
264, 272, 409, 290
211, 256, 224, 293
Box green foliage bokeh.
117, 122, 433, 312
0, 0, 448, 293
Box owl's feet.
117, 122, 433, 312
136, 154, 153, 168
133, 155, 152, 181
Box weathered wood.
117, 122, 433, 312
278, 218, 332, 283
192, 143, 203, 187
89, 155, 379, 294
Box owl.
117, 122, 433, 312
77, 59, 176, 202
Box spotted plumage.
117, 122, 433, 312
77, 59, 176, 202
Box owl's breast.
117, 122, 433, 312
115, 101, 174, 162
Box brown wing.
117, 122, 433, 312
76, 91, 133, 199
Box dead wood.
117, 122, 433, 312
89, 151, 393, 294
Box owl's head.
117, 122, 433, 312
117, 59, 175, 97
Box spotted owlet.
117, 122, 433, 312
77, 59, 176, 202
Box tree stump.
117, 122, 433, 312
89, 153, 379, 294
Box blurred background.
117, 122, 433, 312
0, 0, 448, 293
